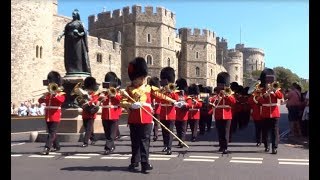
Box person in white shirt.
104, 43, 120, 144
18, 103, 28, 116
28, 103, 38, 116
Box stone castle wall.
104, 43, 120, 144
225, 49, 243, 85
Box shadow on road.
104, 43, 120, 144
60, 165, 129, 172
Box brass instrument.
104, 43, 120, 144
271, 81, 281, 91
47, 82, 64, 94
247, 80, 261, 95
166, 83, 177, 93
219, 86, 234, 97
71, 82, 100, 114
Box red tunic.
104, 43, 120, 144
151, 93, 161, 115
258, 89, 283, 119
247, 95, 262, 121
175, 94, 192, 121
38, 92, 66, 122
188, 96, 203, 120
82, 92, 99, 119
101, 92, 122, 120
159, 91, 179, 120
212, 95, 236, 120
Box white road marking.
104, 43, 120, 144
149, 157, 171, 160
11, 142, 26, 146
279, 162, 309, 165
101, 157, 129, 160
121, 136, 129, 138
189, 155, 219, 159
278, 158, 309, 162
73, 153, 100, 156
65, 156, 91, 159
29, 155, 55, 158
230, 160, 262, 164
184, 159, 215, 162
11, 154, 22, 157
49, 152, 61, 155
110, 154, 132, 157
11, 131, 46, 135
119, 124, 127, 127
232, 157, 263, 160
150, 154, 178, 158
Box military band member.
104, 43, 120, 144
120, 57, 177, 173
99, 72, 122, 155
199, 86, 211, 135
187, 84, 203, 142
148, 76, 161, 142
81, 76, 100, 147
159, 67, 179, 155
174, 78, 192, 148
212, 72, 236, 154
39, 71, 66, 155
257, 68, 283, 154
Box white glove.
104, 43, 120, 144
131, 102, 142, 109
174, 101, 184, 108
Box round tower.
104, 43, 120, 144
225, 49, 243, 85
11, 0, 55, 104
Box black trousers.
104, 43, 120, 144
160, 120, 175, 149
175, 120, 187, 142
253, 120, 263, 143
229, 112, 240, 141
262, 118, 279, 149
215, 119, 231, 150
45, 122, 60, 149
102, 120, 118, 150
188, 119, 199, 139
199, 113, 211, 133
129, 123, 152, 164
153, 114, 160, 137
83, 118, 95, 144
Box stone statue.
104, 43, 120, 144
57, 9, 91, 75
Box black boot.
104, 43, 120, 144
50, 147, 60, 152
162, 147, 169, 152
141, 163, 153, 173
128, 162, 139, 171
153, 136, 158, 142
41, 147, 50, 155
166, 148, 172, 155
272, 148, 277, 154
265, 147, 270, 152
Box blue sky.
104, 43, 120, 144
57, 0, 309, 79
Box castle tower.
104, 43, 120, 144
11, 0, 56, 104
236, 43, 265, 84
88, 5, 177, 84
178, 28, 216, 87
225, 49, 243, 85
216, 37, 228, 65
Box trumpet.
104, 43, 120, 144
219, 87, 234, 97
166, 83, 177, 93
47, 82, 64, 94
271, 81, 281, 91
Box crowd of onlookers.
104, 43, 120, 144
283, 82, 309, 139
11, 100, 46, 116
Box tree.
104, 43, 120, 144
273, 66, 304, 91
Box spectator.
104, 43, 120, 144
301, 90, 309, 138
28, 103, 38, 116
18, 103, 28, 116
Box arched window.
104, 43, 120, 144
251, 65, 254, 71
235, 66, 238, 71
210, 69, 213, 76
146, 55, 152, 65
97, 53, 102, 63
235, 75, 238, 81
98, 38, 101, 47
147, 34, 151, 43
167, 58, 170, 67
36, 45, 39, 58
196, 52, 199, 59
196, 67, 200, 76
168, 37, 170, 45
256, 60, 258, 70
39, 46, 43, 59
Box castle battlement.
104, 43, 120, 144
87, 36, 121, 52
241, 47, 265, 56
227, 49, 243, 58
178, 28, 215, 43
88, 5, 176, 29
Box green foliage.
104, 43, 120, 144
251, 70, 262, 79
272, 66, 308, 91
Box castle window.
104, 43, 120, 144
196, 67, 200, 76
260, 62, 263, 70
210, 69, 213, 76
147, 34, 151, 43
40, 46, 43, 58
36, 45, 39, 58
251, 65, 254, 71
168, 37, 170, 45
167, 58, 171, 67
196, 52, 199, 59
97, 53, 102, 63
235, 66, 238, 71
98, 38, 101, 47
235, 75, 238, 81
146, 55, 153, 65
256, 60, 258, 70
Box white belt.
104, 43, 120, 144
189, 109, 199, 111
262, 103, 278, 107
216, 105, 231, 108
102, 105, 119, 108
160, 104, 173, 107
45, 106, 61, 109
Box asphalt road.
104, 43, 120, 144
11, 105, 309, 180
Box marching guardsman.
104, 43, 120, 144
238, 87, 251, 130
229, 83, 241, 143
212, 72, 236, 154
187, 84, 203, 142
174, 78, 192, 148
159, 67, 179, 155
257, 68, 283, 154
39, 71, 66, 155
148, 76, 161, 141
120, 57, 177, 173
81, 76, 100, 147
199, 86, 211, 135
247, 81, 264, 147
99, 72, 122, 155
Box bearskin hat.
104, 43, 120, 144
104, 71, 120, 88
47, 71, 62, 86
217, 72, 230, 86
175, 78, 188, 92
160, 67, 175, 83
83, 76, 99, 91
259, 68, 275, 85
128, 57, 148, 81
148, 76, 160, 88
188, 83, 200, 95
230, 82, 239, 92
204, 86, 213, 94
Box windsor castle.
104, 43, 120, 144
11, 0, 265, 104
